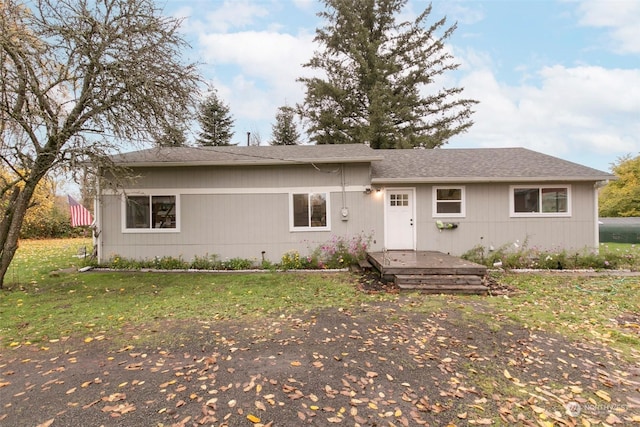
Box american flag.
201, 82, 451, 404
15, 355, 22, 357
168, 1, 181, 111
68, 195, 93, 227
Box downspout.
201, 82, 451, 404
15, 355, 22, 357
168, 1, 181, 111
94, 174, 102, 262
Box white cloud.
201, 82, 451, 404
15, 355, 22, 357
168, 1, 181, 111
187, 0, 270, 33
291, 0, 316, 11
199, 30, 314, 84
438, 1, 485, 25
451, 62, 640, 169
575, 0, 640, 54
195, 29, 316, 142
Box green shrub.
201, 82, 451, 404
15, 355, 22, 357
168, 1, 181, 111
102, 232, 374, 272
461, 240, 636, 270
20, 209, 89, 239
189, 254, 218, 270
152, 256, 189, 270
105, 254, 258, 271
280, 250, 314, 270
220, 257, 254, 270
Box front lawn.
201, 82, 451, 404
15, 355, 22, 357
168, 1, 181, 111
0, 238, 638, 359
1, 239, 639, 426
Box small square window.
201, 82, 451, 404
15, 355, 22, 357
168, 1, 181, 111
433, 187, 465, 217
390, 193, 408, 207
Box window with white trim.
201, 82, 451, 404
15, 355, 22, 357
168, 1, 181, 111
511, 186, 570, 217
290, 192, 330, 231
433, 186, 465, 217
124, 194, 179, 231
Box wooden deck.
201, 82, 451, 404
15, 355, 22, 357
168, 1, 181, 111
366, 251, 488, 294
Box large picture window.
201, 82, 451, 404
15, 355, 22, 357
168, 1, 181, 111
433, 186, 465, 217
124, 194, 179, 231
511, 186, 570, 217
291, 192, 330, 231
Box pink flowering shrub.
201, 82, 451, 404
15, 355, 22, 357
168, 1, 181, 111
311, 232, 372, 269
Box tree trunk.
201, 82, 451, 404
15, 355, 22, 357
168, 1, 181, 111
0, 179, 42, 288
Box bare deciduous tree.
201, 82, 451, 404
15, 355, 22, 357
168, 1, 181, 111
0, 0, 201, 287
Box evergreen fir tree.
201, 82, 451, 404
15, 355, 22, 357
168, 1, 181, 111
270, 106, 301, 145
298, 0, 477, 148
155, 122, 188, 147
196, 90, 235, 146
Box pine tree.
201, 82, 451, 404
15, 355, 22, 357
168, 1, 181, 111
298, 0, 477, 148
156, 122, 188, 147
196, 90, 235, 146
270, 106, 301, 145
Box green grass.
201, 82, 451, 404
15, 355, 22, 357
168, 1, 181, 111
1, 271, 382, 347
0, 239, 395, 347
599, 242, 638, 251
4, 237, 92, 284
484, 272, 640, 358
1, 239, 639, 360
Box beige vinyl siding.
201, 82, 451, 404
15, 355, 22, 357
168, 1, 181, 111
98, 162, 384, 262
414, 182, 597, 255
99, 157, 601, 262
123, 163, 372, 190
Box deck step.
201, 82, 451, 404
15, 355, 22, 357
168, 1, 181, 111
395, 274, 484, 285
395, 274, 488, 294
358, 259, 373, 270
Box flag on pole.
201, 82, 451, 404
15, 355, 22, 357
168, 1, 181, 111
68, 195, 93, 227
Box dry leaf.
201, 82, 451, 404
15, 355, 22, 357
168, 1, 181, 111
246, 414, 261, 423
35, 419, 54, 427
605, 414, 622, 424
595, 390, 611, 402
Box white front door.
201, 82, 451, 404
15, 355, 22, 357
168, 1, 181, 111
384, 188, 416, 250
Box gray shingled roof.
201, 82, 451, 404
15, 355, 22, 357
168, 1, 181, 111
110, 144, 383, 166
111, 145, 613, 182
371, 147, 613, 183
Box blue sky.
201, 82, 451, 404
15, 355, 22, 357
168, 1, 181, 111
162, 0, 640, 173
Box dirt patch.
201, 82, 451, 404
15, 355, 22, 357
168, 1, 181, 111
1, 294, 638, 427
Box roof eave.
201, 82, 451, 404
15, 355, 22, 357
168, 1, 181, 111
371, 176, 615, 184
115, 156, 384, 167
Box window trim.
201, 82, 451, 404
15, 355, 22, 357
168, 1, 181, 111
510, 185, 571, 217
289, 191, 331, 232
432, 186, 466, 218
121, 193, 181, 233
